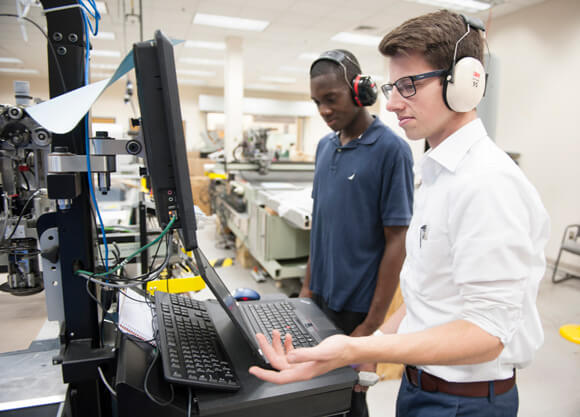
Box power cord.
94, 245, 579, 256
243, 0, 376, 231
144, 348, 175, 407
97, 366, 117, 397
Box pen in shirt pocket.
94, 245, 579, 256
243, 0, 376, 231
419, 225, 428, 248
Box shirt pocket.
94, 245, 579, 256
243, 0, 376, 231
414, 235, 455, 298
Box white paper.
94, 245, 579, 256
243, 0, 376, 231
27, 78, 110, 134
118, 289, 155, 343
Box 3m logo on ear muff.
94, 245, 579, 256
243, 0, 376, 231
442, 14, 488, 113
473, 71, 481, 84
311, 50, 378, 107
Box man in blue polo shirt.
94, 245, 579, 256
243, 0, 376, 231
298, 49, 414, 417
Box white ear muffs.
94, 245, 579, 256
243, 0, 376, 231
443, 56, 486, 112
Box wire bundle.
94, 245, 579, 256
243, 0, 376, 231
76, 215, 177, 287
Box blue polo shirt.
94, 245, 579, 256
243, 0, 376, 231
309, 116, 414, 313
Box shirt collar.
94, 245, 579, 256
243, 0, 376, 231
419, 118, 488, 181
330, 115, 380, 147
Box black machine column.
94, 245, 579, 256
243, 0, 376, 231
39, 1, 114, 416
42, 0, 98, 345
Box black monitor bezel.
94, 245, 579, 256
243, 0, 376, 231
133, 30, 198, 251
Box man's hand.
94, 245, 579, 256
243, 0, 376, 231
299, 287, 313, 298
249, 330, 353, 384
350, 322, 377, 338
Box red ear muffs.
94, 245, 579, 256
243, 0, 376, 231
352, 74, 378, 107
311, 50, 377, 107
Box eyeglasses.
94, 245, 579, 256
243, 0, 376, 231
380, 69, 447, 100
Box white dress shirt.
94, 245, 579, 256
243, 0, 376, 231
398, 118, 550, 382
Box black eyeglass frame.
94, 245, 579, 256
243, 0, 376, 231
380, 69, 447, 100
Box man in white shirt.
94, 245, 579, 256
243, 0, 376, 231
249, 9, 550, 417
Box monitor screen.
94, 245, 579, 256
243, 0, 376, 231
133, 31, 198, 251
192, 247, 265, 358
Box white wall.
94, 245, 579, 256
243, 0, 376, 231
488, 0, 580, 263
302, 114, 329, 156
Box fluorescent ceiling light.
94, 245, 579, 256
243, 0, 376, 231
0, 57, 23, 64
177, 69, 216, 77
185, 40, 226, 50
280, 65, 308, 73
405, 0, 492, 12
298, 52, 320, 61
180, 57, 224, 66
178, 79, 209, 86
91, 63, 118, 70
331, 32, 382, 47
0, 68, 39, 74
91, 50, 121, 58
95, 1, 108, 14
259, 76, 296, 84
91, 72, 114, 78
95, 31, 115, 40
193, 13, 269, 32
246, 83, 281, 91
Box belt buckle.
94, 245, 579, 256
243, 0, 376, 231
406, 366, 438, 393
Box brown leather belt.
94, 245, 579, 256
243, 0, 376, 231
405, 366, 516, 397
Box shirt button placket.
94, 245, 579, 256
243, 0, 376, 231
330, 147, 342, 172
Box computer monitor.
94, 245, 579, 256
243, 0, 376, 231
133, 30, 198, 251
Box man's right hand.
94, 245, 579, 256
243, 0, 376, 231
249, 330, 353, 385
299, 287, 313, 298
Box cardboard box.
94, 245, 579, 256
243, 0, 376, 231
187, 157, 213, 177
235, 237, 257, 269
188, 151, 200, 159
376, 285, 405, 380
190, 175, 211, 215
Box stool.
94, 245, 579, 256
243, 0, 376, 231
552, 224, 580, 283
559, 324, 580, 344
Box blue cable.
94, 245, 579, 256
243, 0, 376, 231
80, 1, 108, 270
80, 0, 100, 36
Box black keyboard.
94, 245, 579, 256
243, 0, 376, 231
154, 292, 240, 391
245, 302, 316, 348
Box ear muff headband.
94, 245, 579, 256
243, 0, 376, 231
311, 50, 378, 107
443, 15, 487, 112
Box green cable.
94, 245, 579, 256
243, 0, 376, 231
76, 215, 177, 278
